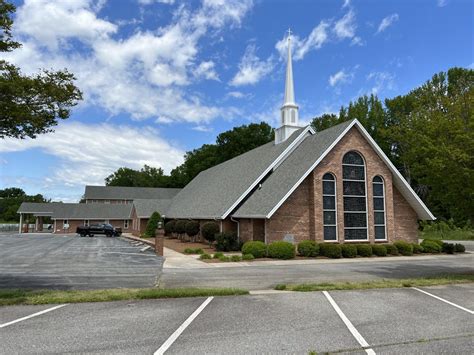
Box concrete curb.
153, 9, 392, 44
122, 234, 155, 247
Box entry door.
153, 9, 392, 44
253, 219, 265, 242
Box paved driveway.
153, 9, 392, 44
0, 233, 163, 290
1, 284, 473, 354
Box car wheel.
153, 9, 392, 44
88, 234, 94, 237
80, 233, 86, 237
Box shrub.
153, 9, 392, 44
218, 255, 231, 262
394, 241, 413, 256
422, 239, 444, 247
357, 244, 373, 257
297, 240, 319, 257
412, 243, 424, 254
145, 211, 161, 237
213, 252, 224, 259
341, 244, 357, 258
420, 240, 442, 253
164, 220, 176, 236
442, 242, 455, 254
174, 220, 187, 238
242, 253, 255, 261
185, 220, 200, 242
384, 244, 398, 255
201, 222, 220, 245
267, 241, 295, 259
242, 241, 267, 258
372, 244, 387, 257
184, 248, 204, 254
231, 255, 242, 262
320, 243, 342, 259
215, 232, 240, 252
454, 243, 466, 253
199, 253, 211, 260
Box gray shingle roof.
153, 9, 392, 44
233, 120, 355, 218
84, 186, 181, 200
18, 202, 132, 219
133, 199, 172, 218
165, 127, 311, 219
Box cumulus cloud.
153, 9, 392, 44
5, 0, 253, 124
230, 44, 274, 86
376, 13, 399, 34
0, 122, 185, 187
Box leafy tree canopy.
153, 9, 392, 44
0, 187, 48, 222
0, 1, 82, 139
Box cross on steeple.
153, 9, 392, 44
287, 28, 292, 38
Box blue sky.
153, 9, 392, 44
0, 0, 473, 202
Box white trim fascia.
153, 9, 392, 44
265, 119, 435, 221
230, 214, 268, 219
266, 120, 358, 218
221, 125, 315, 220
353, 121, 436, 220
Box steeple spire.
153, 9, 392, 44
275, 28, 300, 144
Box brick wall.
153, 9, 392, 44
263, 126, 416, 244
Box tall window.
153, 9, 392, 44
373, 176, 386, 240
322, 173, 337, 241
342, 151, 368, 240
124, 220, 129, 229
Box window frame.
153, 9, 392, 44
322, 172, 338, 242
342, 151, 369, 242
373, 175, 387, 241
124, 219, 129, 229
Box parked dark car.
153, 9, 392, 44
76, 223, 122, 237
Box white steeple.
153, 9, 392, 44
275, 28, 300, 144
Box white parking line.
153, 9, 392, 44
154, 297, 214, 355
0, 304, 67, 329
323, 291, 376, 355
412, 287, 474, 314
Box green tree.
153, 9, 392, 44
0, 187, 48, 222
144, 211, 161, 237
0, 1, 82, 139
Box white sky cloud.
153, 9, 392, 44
5, 0, 253, 124
376, 13, 399, 34
0, 122, 185, 187
437, 0, 448, 7
366, 71, 395, 94
329, 70, 351, 86
230, 44, 274, 86
334, 9, 356, 39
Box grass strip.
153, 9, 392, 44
0, 287, 248, 306
275, 273, 474, 292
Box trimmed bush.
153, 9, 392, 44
454, 243, 466, 253
384, 244, 398, 255
394, 241, 413, 256
201, 222, 220, 245
297, 240, 319, 257
412, 243, 424, 254
242, 253, 255, 261
215, 232, 240, 252
357, 244, 373, 257
420, 240, 442, 253
242, 241, 267, 258
185, 220, 200, 242
218, 255, 231, 262
341, 244, 357, 258
213, 252, 224, 259
372, 244, 387, 257
174, 220, 187, 238
267, 241, 296, 259
231, 255, 242, 262
442, 242, 455, 254
145, 211, 161, 237
164, 220, 176, 236
199, 253, 211, 260
184, 248, 204, 254
320, 243, 342, 259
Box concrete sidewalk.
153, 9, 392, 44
163, 247, 213, 269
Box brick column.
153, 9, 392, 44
155, 229, 164, 256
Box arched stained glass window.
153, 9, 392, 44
373, 176, 386, 240
322, 173, 337, 241
342, 151, 368, 240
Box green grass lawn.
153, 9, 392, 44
275, 273, 474, 292
420, 229, 474, 241
0, 287, 249, 306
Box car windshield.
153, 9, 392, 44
104, 224, 113, 228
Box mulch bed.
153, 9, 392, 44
164, 237, 215, 254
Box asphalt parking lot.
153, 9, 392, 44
1, 284, 473, 354
0, 233, 163, 290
